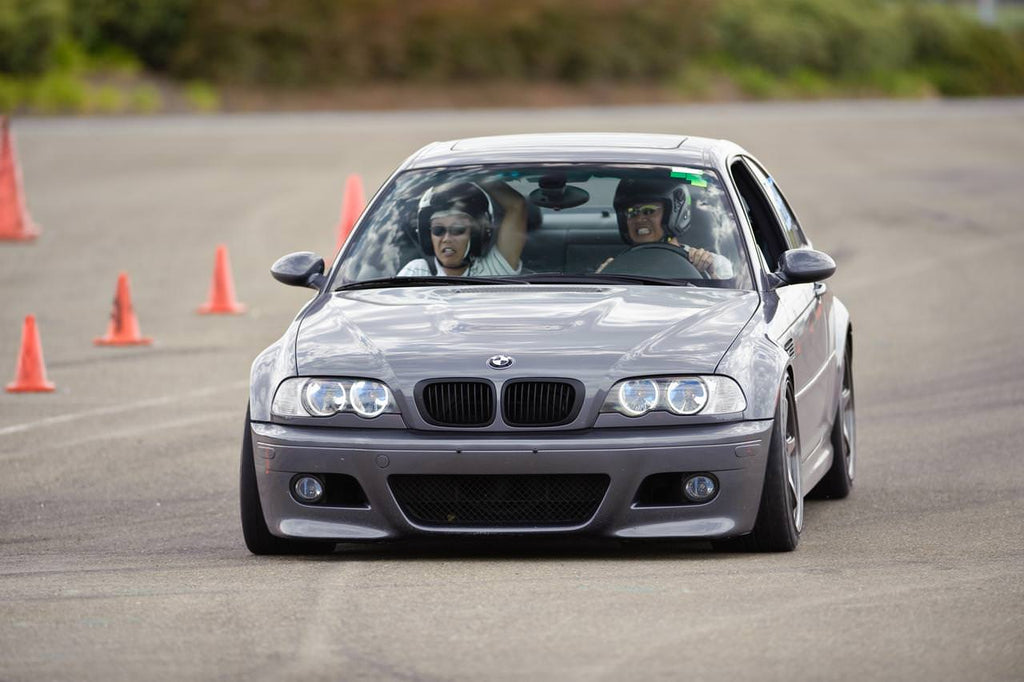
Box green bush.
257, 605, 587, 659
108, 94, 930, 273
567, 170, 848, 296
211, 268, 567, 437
789, 68, 833, 97
69, 0, 194, 70
672, 63, 715, 99
903, 4, 1024, 94
28, 72, 87, 112
714, 0, 1024, 96
862, 69, 934, 98
86, 44, 143, 76
130, 84, 161, 113
87, 82, 123, 112
1, 0, 1022, 108
184, 79, 219, 112
715, 0, 912, 78
727, 64, 784, 99
0, 73, 24, 110
171, 0, 716, 85
0, 0, 67, 75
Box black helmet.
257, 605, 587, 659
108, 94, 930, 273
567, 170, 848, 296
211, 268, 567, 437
416, 182, 494, 261
613, 178, 692, 244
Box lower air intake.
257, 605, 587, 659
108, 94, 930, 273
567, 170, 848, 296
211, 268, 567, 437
389, 474, 609, 527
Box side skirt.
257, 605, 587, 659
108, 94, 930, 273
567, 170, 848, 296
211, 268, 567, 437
802, 438, 833, 494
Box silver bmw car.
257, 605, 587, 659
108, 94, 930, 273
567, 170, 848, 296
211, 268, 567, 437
241, 133, 855, 554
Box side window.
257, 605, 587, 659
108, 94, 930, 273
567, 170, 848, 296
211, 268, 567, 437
730, 159, 787, 269
745, 159, 808, 249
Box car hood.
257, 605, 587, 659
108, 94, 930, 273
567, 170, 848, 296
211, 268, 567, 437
295, 285, 759, 384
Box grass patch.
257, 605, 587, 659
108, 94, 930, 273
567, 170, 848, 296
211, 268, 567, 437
130, 85, 162, 113
29, 73, 87, 113
864, 70, 935, 98
788, 69, 833, 98
726, 64, 785, 99
87, 84, 124, 113
0, 71, 164, 115
0, 76, 26, 112
185, 80, 220, 112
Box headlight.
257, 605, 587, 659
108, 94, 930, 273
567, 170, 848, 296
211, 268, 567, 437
273, 377, 398, 419
665, 378, 707, 415
349, 380, 391, 418
617, 379, 660, 417
602, 375, 745, 417
302, 379, 347, 416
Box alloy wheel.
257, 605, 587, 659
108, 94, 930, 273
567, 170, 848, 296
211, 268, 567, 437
841, 353, 856, 482
784, 390, 803, 532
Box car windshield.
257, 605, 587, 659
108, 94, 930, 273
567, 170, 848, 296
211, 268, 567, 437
332, 164, 753, 290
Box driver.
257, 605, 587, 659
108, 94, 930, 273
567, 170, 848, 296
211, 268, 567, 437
397, 180, 527, 277
598, 178, 733, 279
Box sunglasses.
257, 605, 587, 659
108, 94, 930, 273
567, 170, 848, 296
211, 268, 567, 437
430, 224, 470, 237
625, 204, 662, 219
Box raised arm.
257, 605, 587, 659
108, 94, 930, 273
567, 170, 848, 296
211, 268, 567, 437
481, 180, 527, 270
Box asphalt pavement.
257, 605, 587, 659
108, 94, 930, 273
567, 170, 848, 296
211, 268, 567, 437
1, 100, 1022, 681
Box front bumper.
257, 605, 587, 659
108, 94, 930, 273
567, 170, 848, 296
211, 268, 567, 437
250, 420, 774, 541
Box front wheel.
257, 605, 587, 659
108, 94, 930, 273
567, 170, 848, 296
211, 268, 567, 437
717, 383, 802, 552
240, 408, 335, 555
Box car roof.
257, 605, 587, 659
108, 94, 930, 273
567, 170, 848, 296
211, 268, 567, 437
403, 133, 743, 171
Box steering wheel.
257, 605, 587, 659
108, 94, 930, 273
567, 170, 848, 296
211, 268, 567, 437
600, 242, 704, 279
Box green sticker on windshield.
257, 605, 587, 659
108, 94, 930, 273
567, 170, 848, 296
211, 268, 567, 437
669, 166, 707, 187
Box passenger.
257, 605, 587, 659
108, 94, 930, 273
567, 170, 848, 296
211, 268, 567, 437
397, 181, 527, 277
599, 178, 734, 279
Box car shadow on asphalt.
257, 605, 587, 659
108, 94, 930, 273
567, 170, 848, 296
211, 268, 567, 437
253, 501, 833, 561
269, 537, 725, 562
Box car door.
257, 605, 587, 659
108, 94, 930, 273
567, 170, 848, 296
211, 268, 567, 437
730, 157, 835, 458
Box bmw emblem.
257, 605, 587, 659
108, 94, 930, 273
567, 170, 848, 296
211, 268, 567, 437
487, 355, 514, 370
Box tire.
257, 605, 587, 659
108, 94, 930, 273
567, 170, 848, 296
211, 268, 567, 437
240, 408, 335, 555
717, 383, 802, 552
810, 339, 855, 499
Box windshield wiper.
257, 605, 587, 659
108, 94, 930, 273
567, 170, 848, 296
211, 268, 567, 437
508, 272, 694, 287
335, 275, 518, 291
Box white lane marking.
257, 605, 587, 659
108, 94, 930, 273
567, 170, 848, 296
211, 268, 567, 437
290, 569, 357, 677
54, 410, 240, 449
0, 411, 241, 462
0, 381, 247, 438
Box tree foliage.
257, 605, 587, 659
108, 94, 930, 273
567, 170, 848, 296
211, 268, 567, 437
1, 0, 1022, 96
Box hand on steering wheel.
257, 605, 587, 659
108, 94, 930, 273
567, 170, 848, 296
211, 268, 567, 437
683, 246, 714, 279
599, 242, 703, 279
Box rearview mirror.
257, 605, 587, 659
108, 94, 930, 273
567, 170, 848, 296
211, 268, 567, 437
528, 173, 589, 209
774, 249, 835, 286
271, 252, 326, 290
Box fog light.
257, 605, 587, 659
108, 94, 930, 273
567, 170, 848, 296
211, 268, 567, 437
683, 475, 717, 503
293, 476, 324, 503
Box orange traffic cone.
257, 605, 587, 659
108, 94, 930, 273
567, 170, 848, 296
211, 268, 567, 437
6, 315, 55, 392
198, 244, 246, 314
334, 173, 365, 254
94, 272, 153, 346
0, 116, 40, 242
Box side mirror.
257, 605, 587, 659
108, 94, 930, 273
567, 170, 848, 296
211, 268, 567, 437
774, 249, 836, 286
271, 252, 326, 290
